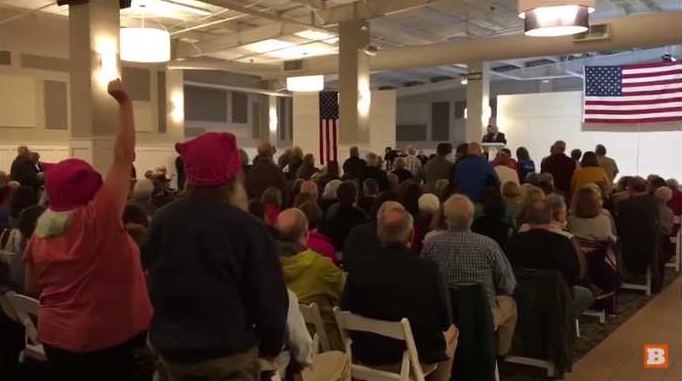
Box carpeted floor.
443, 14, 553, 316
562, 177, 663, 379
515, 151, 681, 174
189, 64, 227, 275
502, 268, 680, 380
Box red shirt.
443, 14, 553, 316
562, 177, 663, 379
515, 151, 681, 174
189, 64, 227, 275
25, 187, 152, 352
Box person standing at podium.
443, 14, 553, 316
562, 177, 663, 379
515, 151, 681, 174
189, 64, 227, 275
482, 118, 507, 145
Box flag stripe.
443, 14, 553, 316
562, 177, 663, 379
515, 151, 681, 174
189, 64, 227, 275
622, 69, 682, 79
585, 116, 682, 124
586, 91, 682, 102
332, 121, 338, 163
622, 75, 682, 84
586, 111, 682, 119
622, 79, 682, 90
583, 107, 682, 115
622, 62, 682, 71
585, 101, 682, 110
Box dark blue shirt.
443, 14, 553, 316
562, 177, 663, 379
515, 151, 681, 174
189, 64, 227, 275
454, 156, 500, 202
517, 159, 536, 184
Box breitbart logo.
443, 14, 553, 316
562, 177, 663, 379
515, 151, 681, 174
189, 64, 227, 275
644, 344, 669, 369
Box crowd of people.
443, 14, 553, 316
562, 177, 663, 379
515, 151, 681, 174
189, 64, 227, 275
0, 79, 681, 381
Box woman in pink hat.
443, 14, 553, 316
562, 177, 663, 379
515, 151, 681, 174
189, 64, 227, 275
23, 79, 152, 380
144, 132, 288, 381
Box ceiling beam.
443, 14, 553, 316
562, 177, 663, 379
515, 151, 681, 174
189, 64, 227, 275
287, 0, 327, 10
315, 0, 437, 26
174, 22, 310, 58
261, 11, 682, 78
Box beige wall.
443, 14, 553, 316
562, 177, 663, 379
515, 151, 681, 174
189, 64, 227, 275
0, 10, 184, 176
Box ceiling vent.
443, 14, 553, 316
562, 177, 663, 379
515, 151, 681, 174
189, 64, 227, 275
573, 23, 610, 42
283, 59, 305, 72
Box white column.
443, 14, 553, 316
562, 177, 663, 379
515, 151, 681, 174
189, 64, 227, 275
339, 19, 371, 147
465, 61, 491, 143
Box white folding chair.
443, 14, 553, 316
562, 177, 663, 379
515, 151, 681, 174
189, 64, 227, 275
620, 266, 652, 296
8, 293, 46, 362
582, 309, 606, 324
299, 303, 330, 353
333, 307, 436, 381
575, 319, 580, 338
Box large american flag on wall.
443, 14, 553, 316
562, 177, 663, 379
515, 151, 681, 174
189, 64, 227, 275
583, 61, 682, 128
319, 91, 339, 165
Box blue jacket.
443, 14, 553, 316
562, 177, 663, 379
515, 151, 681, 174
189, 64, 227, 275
454, 156, 500, 202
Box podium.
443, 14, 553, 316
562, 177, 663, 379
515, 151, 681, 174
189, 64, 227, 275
481, 142, 505, 161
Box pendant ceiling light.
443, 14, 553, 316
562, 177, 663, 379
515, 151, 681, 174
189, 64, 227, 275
120, 12, 171, 63
286, 75, 324, 92
518, 0, 596, 37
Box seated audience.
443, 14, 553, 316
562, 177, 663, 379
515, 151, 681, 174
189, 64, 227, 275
23, 80, 152, 380
296, 154, 319, 180
291, 178, 304, 201
399, 180, 423, 219
278, 147, 292, 169
298, 201, 337, 265
537, 172, 557, 195
123, 204, 149, 248
541, 141, 575, 197
321, 179, 342, 214
387, 172, 400, 192
129, 178, 156, 217
568, 187, 617, 243
358, 178, 379, 215
262, 187, 284, 227
571, 149, 582, 168
571, 151, 611, 200
433, 178, 451, 201
391, 157, 413, 184
516, 185, 547, 227
287, 147, 304, 179
343, 193, 400, 273
505, 199, 595, 317
502, 181, 523, 221
655, 187, 675, 267
321, 181, 368, 250
145, 131, 287, 380
493, 152, 520, 188
3, 204, 45, 291
150, 175, 175, 209
342, 146, 366, 180
424, 143, 453, 192
293, 192, 315, 208
299, 180, 318, 200
422, 194, 517, 355
364, 153, 390, 191
516, 147, 536, 183
246, 142, 287, 200
472, 187, 513, 247
7, 186, 37, 229
276, 208, 346, 350
341, 203, 458, 381
413, 193, 441, 255
617, 177, 661, 285
0, 186, 12, 231
317, 161, 341, 193
454, 142, 500, 202
248, 199, 279, 238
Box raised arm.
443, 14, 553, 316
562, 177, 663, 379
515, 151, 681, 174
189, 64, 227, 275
104, 79, 135, 216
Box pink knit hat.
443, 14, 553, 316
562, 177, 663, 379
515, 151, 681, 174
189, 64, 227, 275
175, 132, 242, 187
45, 159, 103, 212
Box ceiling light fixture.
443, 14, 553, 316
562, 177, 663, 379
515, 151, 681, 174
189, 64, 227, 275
286, 75, 324, 92
120, 11, 170, 62
518, 0, 595, 37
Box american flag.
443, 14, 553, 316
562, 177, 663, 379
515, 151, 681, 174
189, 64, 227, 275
319, 91, 339, 165
583, 61, 682, 126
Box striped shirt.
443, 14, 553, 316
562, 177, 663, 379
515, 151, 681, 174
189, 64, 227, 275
404, 155, 423, 176
422, 229, 517, 305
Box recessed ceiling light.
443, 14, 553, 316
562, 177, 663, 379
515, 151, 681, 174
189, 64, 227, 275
295, 29, 337, 42
245, 39, 296, 54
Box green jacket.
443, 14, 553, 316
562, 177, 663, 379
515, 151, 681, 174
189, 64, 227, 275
278, 242, 346, 349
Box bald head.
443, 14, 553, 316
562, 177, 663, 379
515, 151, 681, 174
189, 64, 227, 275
467, 142, 482, 156
377, 202, 413, 247
443, 194, 475, 230
300, 180, 318, 199
275, 208, 309, 245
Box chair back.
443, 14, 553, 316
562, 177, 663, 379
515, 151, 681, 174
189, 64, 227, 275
299, 303, 330, 353
334, 307, 427, 381
0, 289, 19, 323
8, 293, 46, 361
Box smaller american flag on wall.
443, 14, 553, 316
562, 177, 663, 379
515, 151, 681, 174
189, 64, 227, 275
319, 91, 339, 165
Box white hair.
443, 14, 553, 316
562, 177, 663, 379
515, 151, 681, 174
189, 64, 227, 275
655, 186, 673, 203
418, 193, 441, 214
443, 194, 475, 230
323, 179, 343, 200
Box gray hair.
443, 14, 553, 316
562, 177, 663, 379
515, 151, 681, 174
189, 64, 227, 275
525, 199, 554, 225
654, 186, 673, 203
133, 178, 154, 200
377, 203, 413, 247
443, 194, 475, 230
323, 179, 343, 199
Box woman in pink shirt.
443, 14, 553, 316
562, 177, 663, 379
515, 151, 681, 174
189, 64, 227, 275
23, 80, 152, 380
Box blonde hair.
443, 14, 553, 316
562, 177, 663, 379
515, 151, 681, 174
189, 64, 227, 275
655, 186, 673, 203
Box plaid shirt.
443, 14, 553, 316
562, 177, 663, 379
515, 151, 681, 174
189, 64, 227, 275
404, 155, 422, 176
422, 230, 516, 305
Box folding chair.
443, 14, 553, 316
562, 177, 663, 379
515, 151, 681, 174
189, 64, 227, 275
333, 307, 435, 381
299, 303, 330, 353
666, 216, 681, 272
8, 292, 46, 362
620, 266, 652, 296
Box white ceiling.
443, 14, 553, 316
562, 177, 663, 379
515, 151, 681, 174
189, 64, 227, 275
1, 0, 680, 87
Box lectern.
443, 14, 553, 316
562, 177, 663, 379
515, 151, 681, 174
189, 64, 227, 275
481, 142, 505, 161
